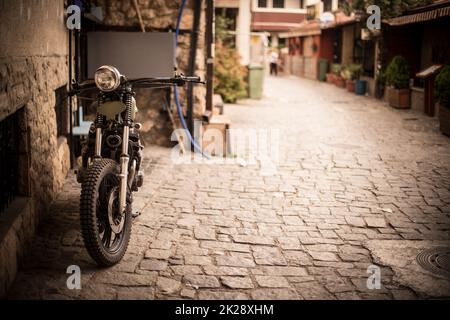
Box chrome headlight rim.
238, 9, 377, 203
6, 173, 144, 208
94, 65, 121, 92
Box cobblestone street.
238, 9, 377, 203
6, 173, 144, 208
7, 75, 450, 300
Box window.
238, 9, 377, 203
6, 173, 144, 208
323, 0, 332, 12
273, 0, 285, 8
258, 0, 268, 7
307, 5, 316, 20
300, 0, 304, 9
0, 109, 24, 215
353, 30, 375, 77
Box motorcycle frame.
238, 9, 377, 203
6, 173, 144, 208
93, 85, 134, 218
72, 74, 203, 219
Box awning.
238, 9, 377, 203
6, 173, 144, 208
278, 21, 321, 38
385, 3, 450, 26
278, 28, 321, 38
320, 12, 357, 29
278, 12, 357, 38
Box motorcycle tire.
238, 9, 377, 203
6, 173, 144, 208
80, 159, 132, 266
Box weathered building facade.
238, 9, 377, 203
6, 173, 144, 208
216, 0, 306, 65
86, 0, 207, 146
0, 0, 207, 297
0, 0, 70, 296
385, 1, 450, 115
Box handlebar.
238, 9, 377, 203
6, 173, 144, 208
180, 76, 204, 83
68, 75, 205, 96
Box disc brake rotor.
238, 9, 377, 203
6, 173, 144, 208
107, 186, 125, 234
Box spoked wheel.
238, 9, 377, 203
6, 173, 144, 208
80, 159, 132, 266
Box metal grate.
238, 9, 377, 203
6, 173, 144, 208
416, 247, 450, 278
0, 111, 20, 215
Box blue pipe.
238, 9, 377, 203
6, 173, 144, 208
174, 0, 211, 159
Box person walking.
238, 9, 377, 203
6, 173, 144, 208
269, 50, 279, 76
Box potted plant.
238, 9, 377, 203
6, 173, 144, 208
341, 66, 354, 92
333, 64, 345, 88
326, 72, 335, 83
435, 65, 450, 136
327, 63, 340, 84
385, 56, 411, 109
342, 64, 362, 93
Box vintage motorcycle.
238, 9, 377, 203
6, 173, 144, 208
70, 65, 202, 266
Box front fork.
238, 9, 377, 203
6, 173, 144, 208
118, 125, 130, 215
94, 90, 133, 217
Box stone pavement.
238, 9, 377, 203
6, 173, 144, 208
7, 76, 450, 300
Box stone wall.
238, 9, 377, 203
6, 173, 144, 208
0, 0, 208, 296
91, 0, 207, 146
0, 0, 70, 296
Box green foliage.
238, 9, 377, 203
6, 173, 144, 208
331, 64, 342, 76
351, 0, 433, 18
435, 65, 450, 108
213, 42, 247, 103
215, 15, 234, 44
352, 0, 366, 11
341, 64, 363, 80
369, 0, 403, 18
385, 56, 410, 89
213, 15, 247, 103
341, 1, 353, 16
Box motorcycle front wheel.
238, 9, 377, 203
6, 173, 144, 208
80, 159, 132, 266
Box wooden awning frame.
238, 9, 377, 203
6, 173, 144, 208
385, 3, 450, 26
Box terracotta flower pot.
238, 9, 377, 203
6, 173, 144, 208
335, 76, 346, 88
388, 87, 410, 109
346, 79, 355, 92
440, 104, 450, 136
326, 73, 335, 83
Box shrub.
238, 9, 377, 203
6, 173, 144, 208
352, 0, 366, 11
331, 64, 342, 76
435, 65, 450, 108
386, 56, 410, 89
213, 15, 247, 103
353, 1, 434, 19
341, 64, 362, 80
215, 15, 234, 45
213, 42, 247, 103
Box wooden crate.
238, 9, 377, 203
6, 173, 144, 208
201, 115, 230, 157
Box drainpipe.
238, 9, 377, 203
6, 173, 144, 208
68, 28, 74, 169
187, 0, 202, 137
205, 0, 214, 112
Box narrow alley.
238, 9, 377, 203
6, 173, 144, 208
7, 76, 450, 300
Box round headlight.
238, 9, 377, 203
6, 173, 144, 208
94, 65, 121, 92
